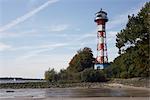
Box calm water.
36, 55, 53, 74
0, 80, 46, 84
0, 88, 149, 98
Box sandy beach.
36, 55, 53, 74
105, 83, 150, 91
0, 83, 149, 100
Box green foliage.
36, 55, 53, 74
44, 47, 106, 83
81, 69, 106, 82
65, 47, 95, 82
57, 69, 68, 81
44, 68, 58, 82
67, 47, 95, 73
108, 2, 150, 78
57, 69, 81, 83
104, 62, 121, 78
116, 2, 149, 54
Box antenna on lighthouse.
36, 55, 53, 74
94, 9, 109, 69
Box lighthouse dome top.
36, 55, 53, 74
94, 9, 108, 22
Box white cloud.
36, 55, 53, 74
49, 24, 69, 32
107, 31, 118, 41
73, 30, 96, 41
15, 43, 69, 59
0, 53, 72, 78
75, 28, 81, 31
0, 29, 37, 38
107, 5, 142, 30
107, 46, 118, 62
0, 42, 11, 51
0, 0, 59, 32
78, 33, 95, 40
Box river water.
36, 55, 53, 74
0, 88, 149, 98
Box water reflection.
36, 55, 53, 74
0, 88, 149, 98
45, 88, 149, 97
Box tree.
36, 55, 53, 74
44, 47, 97, 83
58, 69, 68, 81
109, 2, 150, 78
44, 68, 58, 82
67, 47, 95, 73
116, 2, 149, 54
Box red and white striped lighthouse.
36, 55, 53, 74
94, 9, 109, 69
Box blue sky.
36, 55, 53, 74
0, 0, 148, 78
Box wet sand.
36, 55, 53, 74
0, 97, 149, 100
0, 84, 149, 100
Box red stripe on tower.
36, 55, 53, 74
94, 8, 108, 69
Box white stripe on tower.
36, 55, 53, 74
94, 9, 108, 69
96, 20, 105, 64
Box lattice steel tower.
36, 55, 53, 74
94, 9, 109, 69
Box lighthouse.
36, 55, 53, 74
94, 9, 109, 69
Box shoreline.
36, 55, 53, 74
104, 83, 150, 91
0, 83, 149, 93
0, 78, 149, 90
0, 97, 149, 100
0, 82, 149, 90
0, 83, 149, 100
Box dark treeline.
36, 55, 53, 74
44, 2, 150, 83
105, 2, 149, 78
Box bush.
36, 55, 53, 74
81, 69, 106, 82
120, 72, 128, 79
44, 68, 58, 82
